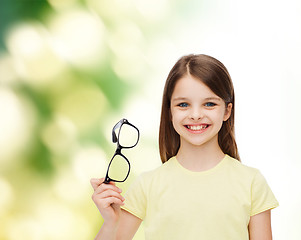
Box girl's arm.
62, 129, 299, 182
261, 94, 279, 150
116, 210, 142, 239
91, 178, 142, 240
248, 209, 272, 240
94, 210, 142, 240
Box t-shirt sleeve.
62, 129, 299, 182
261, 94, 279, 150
250, 170, 279, 216
121, 173, 147, 220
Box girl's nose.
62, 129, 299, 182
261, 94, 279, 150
189, 107, 204, 120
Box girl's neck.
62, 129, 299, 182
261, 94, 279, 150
176, 140, 225, 172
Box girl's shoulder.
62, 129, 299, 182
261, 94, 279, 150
133, 157, 177, 185
224, 154, 264, 181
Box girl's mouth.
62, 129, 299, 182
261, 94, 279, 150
185, 124, 210, 131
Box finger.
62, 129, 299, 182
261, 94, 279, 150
109, 181, 116, 186
95, 183, 122, 195
101, 197, 125, 208
97, 189, 125, 202
90, 178, 104, 190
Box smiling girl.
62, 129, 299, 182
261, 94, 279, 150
91, 54, 279, 240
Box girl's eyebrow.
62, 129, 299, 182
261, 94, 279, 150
204, 97, 222, 101
172, 97, 188, 101
172, 97, 222, 101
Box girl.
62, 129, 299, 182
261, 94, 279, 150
90, 54, 279, 240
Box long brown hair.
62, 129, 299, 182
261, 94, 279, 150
159, 54, 240, 163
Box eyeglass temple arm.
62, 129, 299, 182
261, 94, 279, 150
112, 119, 124, 143
112, 132, 118, 143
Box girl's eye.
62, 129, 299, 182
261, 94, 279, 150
205, 102, 216, 107
178, 102, 189, 107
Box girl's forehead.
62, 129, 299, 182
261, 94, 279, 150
171, 75, 219, 100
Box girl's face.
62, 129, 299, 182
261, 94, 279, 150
170, 74, 232, 149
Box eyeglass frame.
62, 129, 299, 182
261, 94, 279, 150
104, 118, 140, 184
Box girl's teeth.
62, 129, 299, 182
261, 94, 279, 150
188, 125, 207, 130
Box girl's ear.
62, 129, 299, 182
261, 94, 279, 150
223, 103, 232, 121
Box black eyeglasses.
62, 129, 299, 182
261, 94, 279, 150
104, 118, 140, 184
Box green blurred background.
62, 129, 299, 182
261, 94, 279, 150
1, 0, 301, 239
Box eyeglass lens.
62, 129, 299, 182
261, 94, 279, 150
107, 154, 130, 182
116, 123, 139, 148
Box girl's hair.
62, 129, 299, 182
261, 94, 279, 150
159, 54, 240, 163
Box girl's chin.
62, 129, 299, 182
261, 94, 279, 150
180, 134, 219, 148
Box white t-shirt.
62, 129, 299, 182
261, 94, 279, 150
122, 154, 279, 240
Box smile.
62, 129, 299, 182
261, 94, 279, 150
185, 124, 210, 131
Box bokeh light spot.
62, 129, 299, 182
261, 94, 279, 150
49, 9, 105, 69
0, 88, 35, 166
0, 178, 14, 216
41, 115, 77, 155
6, 22, 65, 85
52, 168, 87, 203
72, 145, 108, 182
35, 202, 91, 239
0, 53, 17, 84
6, 216, 43, 240
54, 85, 108, 131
